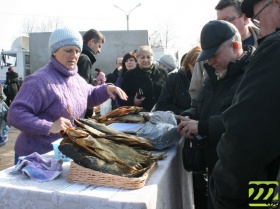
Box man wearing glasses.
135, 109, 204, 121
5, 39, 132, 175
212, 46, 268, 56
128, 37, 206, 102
216, 0, 259, 47
189, 0, 259, 102
210, 0, 280, 208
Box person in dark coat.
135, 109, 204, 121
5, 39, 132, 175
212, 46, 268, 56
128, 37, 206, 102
119, 46, 167, 112
189, 0, 260, 102
106, 58, 123, 110
156, 45, 204, 208
5, 67, 19, 106
177, 20, 255, 209
116, 53, 137, 88
77, 29, 105, 118
210, 1, 280, 208
155, 45, 201, 115
106, 57, 123, 85
115, 52, 137, 108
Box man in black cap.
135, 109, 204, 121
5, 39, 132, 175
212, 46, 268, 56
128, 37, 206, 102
177, 20, 255, 209
189, 0, 260, 102
210, 1, 280, 208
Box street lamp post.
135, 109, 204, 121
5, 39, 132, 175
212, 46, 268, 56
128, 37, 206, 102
114, 3, 141, 30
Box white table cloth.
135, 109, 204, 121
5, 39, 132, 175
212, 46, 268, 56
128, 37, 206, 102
0, 140, 194, 209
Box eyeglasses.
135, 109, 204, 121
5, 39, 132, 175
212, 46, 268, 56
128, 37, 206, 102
252, 0, 272, 21
223, 15, 242, 22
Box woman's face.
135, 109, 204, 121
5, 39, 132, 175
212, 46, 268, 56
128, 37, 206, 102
54, 46, 81, 70
137, 50, 154, 68
125, 58, 137, 70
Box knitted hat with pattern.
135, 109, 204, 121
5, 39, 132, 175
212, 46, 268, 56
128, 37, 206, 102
49, 27, 83, 53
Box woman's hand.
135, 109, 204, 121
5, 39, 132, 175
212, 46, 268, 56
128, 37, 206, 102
134, 92, 145, 106
49, 117, 72, 134
106, 85, 128, 101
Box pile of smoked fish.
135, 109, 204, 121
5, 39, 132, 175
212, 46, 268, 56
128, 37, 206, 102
95, 106, 148, 125
58, 106, 165, 177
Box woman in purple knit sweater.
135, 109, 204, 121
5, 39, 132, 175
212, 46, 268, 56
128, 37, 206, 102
7, 27, 127, 163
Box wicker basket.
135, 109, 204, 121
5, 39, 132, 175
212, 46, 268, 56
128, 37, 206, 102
68, 161, 158, 190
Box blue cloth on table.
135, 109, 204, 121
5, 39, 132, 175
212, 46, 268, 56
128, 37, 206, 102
10, 152, 63, 182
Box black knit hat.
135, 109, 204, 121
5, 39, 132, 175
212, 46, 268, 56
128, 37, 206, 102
197, 20, 237, 62
241, 0, 262, 18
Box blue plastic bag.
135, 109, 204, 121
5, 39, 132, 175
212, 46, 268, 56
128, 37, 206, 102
137, 111, 181, 150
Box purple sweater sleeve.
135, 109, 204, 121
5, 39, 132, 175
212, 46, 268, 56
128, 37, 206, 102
87, 84, 109, 108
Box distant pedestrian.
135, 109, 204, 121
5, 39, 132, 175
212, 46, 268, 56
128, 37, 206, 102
95, 68, 106, 85
106, 57, 123, 85
0, 85, 6, 101
0, 85, 9, 147
157, 53, 178, 73
4, 67, 19, 106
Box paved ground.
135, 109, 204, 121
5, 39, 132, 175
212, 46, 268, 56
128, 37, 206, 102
0, 126, 20, 171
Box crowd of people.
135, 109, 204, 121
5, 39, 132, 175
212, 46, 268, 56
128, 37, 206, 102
3, 0, 280, 208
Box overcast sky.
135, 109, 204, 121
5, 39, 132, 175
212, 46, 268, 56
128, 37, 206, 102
0, 0, 217, 54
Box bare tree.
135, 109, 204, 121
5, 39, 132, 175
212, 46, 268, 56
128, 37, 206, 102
22, 17, 37, 35
149, 21, 177, 50
149, 31, 162, 48
21, 16, 64, 35
38, 17, 63, 32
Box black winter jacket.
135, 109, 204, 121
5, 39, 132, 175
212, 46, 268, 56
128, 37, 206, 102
77, 44, 96, 84
120, 65, 167, 111
5, 71, 19, 95
210, 29, 280, 209
106, 68, 119, 85
155, 68, 192, 115
181, 45, 255, 172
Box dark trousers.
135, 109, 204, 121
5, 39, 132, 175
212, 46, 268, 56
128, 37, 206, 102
193, 172, 208, 209
207, 169, 216, 209
6, 94, 16, 107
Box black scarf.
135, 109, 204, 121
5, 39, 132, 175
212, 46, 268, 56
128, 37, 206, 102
139, 64, 154, 77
